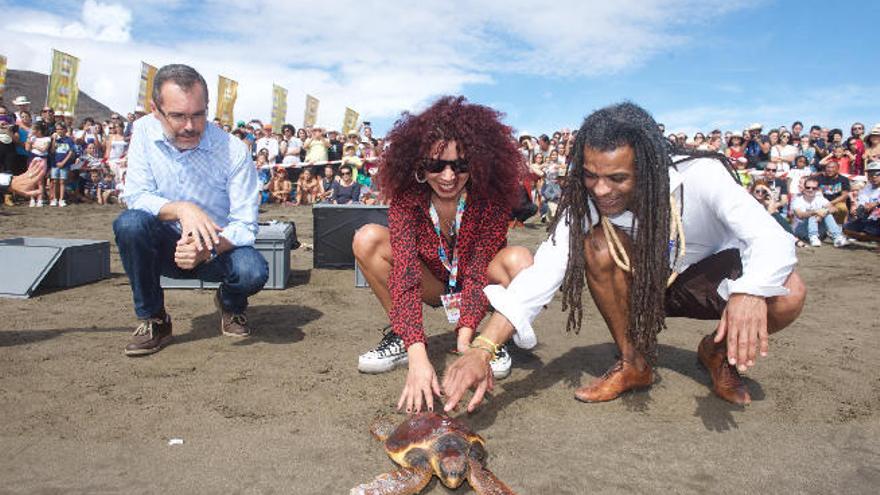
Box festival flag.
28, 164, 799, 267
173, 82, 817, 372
215, 75, 238, 127
137, 62, 158, 111
0, 55, 7, 101
271, 84, 287, 131
47, 49, 80, 115
342, 107, 360, 135
303, 94, 319, 129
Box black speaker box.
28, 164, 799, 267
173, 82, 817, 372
312, 204, 389, 268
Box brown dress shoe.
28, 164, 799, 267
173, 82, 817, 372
214, 291, 251, 337
697, 334, 751, 405
574, 359, 654, 403
125, 314, 172, 356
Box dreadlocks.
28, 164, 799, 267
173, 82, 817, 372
549, 102, 672, 362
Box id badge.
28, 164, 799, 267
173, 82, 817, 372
440, 292, 462, 324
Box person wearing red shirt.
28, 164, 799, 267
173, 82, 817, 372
352, 96, 530, 414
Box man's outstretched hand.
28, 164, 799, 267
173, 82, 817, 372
442, 348, 494, 413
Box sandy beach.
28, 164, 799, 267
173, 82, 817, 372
1, 203, 878, 494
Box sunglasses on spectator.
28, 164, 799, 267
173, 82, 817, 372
868, 171, 880, 176
340, 171, 352, 176
42, 109, 53, 113
423, 158, 469, 174
803, 186, 817, 190
766, 168, 778, 172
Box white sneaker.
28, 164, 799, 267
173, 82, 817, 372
58, 199, 67, 207
809, 236, 822, 247
36, 200, 45, 207
358, 328, 408, 374
29, 198, 36, 207
833, 236, 849, 248
490, 345, 512, 379
49, 199, 58, 207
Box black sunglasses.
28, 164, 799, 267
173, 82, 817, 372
803, 186, 817, 190
423, 158, 469, 174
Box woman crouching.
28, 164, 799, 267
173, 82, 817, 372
353, 96, 532, 414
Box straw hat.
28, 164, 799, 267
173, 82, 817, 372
748, 122, 763, 131
869, 124, 880, 136
12, 96, 30, 106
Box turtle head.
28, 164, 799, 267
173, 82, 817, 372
432, 434, 470, 488
434, 452, 467, 489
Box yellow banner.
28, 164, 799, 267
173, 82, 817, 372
342, 107, 360, 135
303, 94, 319, 129
271, 84, 287, 132
0, 55, 7, 101
215, 75, 238, 127
47, 49, 80, 115
137, 62, 158, 111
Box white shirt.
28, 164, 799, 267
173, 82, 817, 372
255, 136, 280, 162
485, 157, 797, 349
790, 193, 830, 230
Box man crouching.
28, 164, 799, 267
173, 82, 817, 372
444, 102, 805, 411
114, 64, 268, 356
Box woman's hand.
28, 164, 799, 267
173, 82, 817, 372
456, 326, 475, 354
397, 343, 442, 414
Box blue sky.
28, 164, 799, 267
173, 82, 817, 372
2, 0, 877, 136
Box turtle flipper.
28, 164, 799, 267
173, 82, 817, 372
467, 459, 517, 495
369, 417, 398, 442
350, 467, 433, 495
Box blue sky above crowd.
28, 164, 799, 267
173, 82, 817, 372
2, 0, 877, 136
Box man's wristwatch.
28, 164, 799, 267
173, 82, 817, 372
0, 172, 11, 190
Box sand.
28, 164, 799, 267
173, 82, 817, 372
1, 203, 878, 494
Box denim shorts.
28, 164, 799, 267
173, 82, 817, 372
50, 167, 69, 180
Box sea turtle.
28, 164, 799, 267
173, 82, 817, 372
351, 412, 517, 495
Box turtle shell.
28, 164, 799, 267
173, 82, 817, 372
384, 412, 485, 456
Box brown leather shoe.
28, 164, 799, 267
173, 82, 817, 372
574, 359, 653, 403
124, 314, 172, 356
214, 291, 251, 337
698, 334, 751, 405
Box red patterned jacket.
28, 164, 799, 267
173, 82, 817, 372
387, 189, 510, 348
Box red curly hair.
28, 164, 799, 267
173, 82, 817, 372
376, 96, 524, 207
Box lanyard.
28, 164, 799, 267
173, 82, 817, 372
428, 191, 467, 293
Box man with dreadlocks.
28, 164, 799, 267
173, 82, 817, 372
443, 102, 806, 412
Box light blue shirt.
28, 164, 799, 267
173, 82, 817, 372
122, 115, 258, 247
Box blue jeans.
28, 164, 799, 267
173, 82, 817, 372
113, 209, 269, 319
794, 214, 843, 240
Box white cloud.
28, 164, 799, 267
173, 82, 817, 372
1, 0, 760, 130
6, 0, 131, 42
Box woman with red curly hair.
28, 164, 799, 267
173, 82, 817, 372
353, 96, 533, 414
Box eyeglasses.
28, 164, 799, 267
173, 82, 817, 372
853, 126, 864, 130
42, 109, 53, 113
803, 186, 817, 190
157, 105, 207, 125
868, 171, 880, 176
423, 158, 469, 174
766, 168, 778, 172
340, 171, 352, 176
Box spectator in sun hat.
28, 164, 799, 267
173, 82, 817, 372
12, 96, 31, 123
843, 161, 880, 240
327, 128, 343, 161
865, 124, 880, 163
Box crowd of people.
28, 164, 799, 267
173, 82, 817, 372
2, 92, 878, 245
517, 121, 880, 245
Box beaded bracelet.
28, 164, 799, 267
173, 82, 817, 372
474, 335, 501, 354
468, 343, 495, 357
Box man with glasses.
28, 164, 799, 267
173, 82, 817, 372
40, 107, 56, 134
844, 162, 880, 241
113, 64, 268, 357
791, 177, 848, 247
